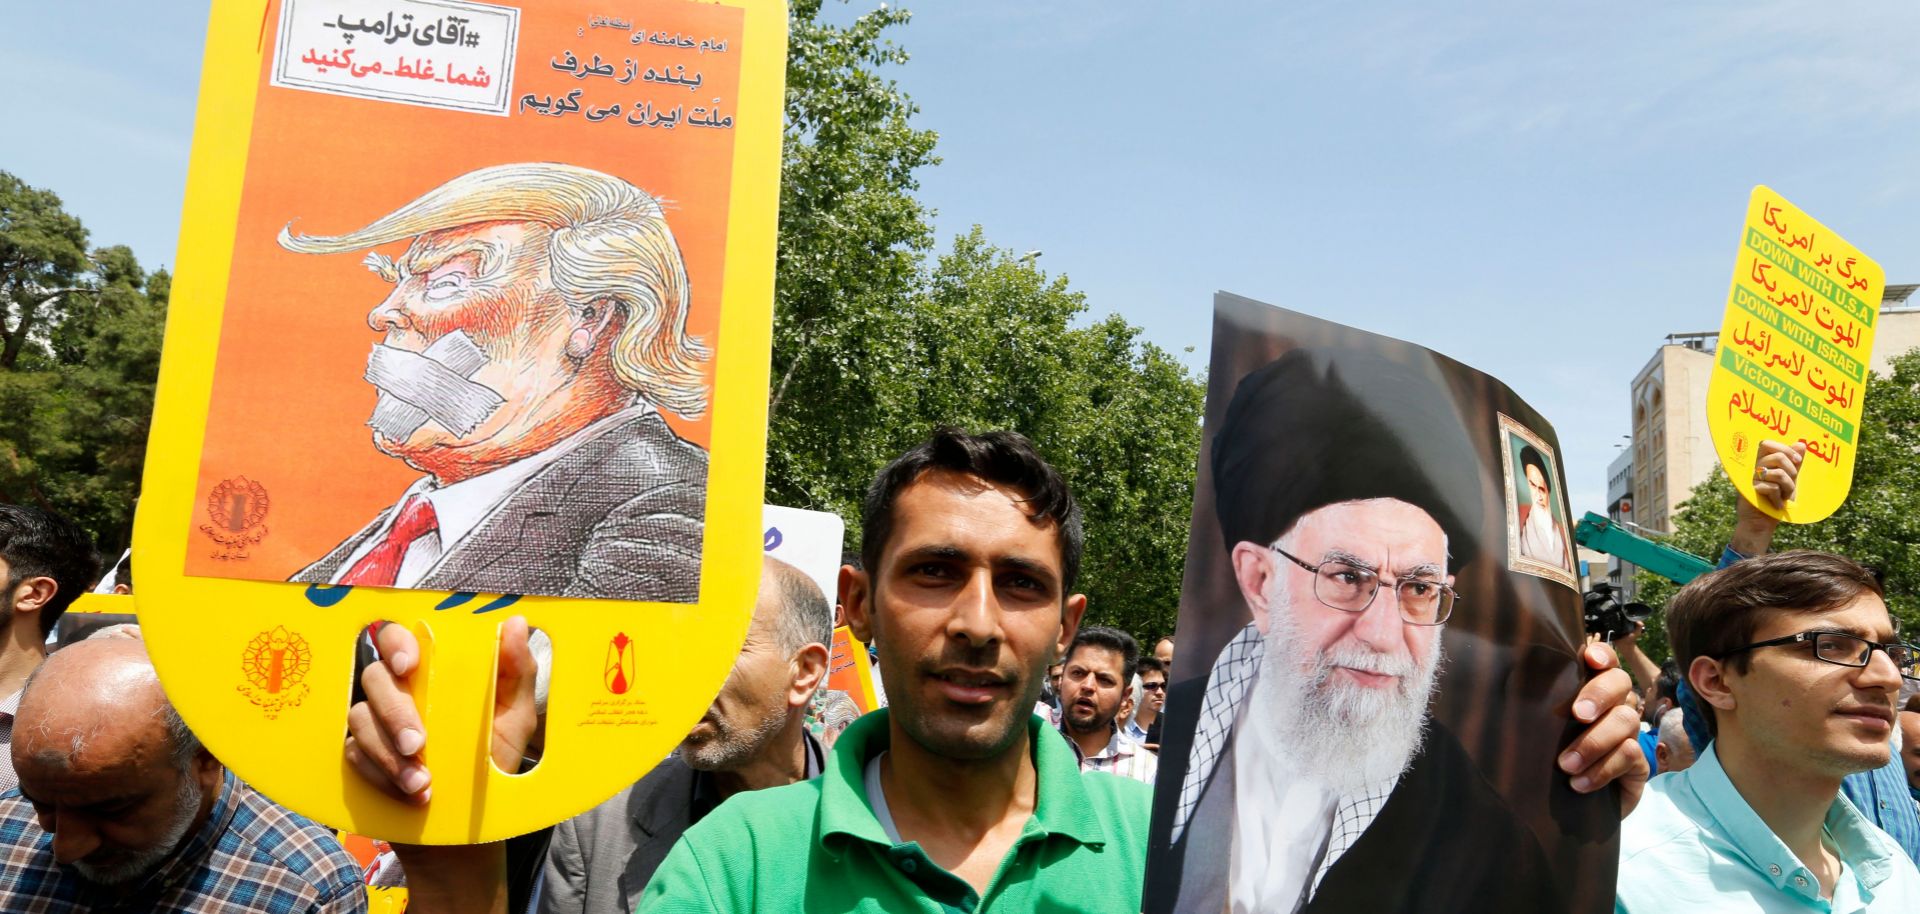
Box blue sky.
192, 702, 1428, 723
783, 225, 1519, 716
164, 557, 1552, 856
4, 0, 1918, 514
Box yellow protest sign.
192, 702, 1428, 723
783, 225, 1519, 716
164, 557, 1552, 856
1706, 186, 1883, 523
135, 0, 787, 843
67, 593, 134, 614
827, 626, 880, 713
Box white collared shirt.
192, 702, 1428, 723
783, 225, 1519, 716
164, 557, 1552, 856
1228, 673, 1399, 913
332, 404, 651, 587
1229, 683, 1338, 913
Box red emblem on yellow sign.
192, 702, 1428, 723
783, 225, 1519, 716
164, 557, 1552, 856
199, 476, 270, 560
605, 632, 635, 695
237, 625, 312, 718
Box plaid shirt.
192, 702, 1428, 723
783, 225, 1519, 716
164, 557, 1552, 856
1173, 623, 1399, 896
0, 768, 366, 913
1064, 719, 1160, 786
0, 688, 19, 796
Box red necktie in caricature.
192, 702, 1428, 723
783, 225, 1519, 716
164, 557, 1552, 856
338, 496, 441, 587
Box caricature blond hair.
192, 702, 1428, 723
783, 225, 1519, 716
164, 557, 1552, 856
278, 162, 709, 419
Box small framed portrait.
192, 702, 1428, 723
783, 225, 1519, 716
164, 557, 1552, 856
1498, 414, 1577, 588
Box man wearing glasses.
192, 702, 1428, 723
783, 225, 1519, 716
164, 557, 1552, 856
1160, 348, 1635, 913
1616, 551, 1920, 911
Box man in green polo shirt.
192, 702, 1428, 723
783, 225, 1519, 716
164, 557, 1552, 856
633, 428, 1650, 912
638, 428, 1140, 912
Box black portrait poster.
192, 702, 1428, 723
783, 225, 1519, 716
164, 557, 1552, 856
1144, 293, 1615, 914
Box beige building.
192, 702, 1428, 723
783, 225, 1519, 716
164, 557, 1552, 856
1626, 284, 1920, 539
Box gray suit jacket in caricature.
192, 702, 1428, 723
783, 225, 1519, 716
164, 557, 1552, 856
293, 409, 706, 601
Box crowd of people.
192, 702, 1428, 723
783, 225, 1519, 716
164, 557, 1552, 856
0, 429, 1912, 912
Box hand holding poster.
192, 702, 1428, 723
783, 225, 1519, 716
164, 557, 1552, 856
1145, 294, 1616, 914
1706, 186, 1883, 523
133, 0, 788, 844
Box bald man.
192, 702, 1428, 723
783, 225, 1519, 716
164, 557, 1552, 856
0, 639, 365, 912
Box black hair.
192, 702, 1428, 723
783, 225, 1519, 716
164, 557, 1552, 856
1136, 656, 1167, 680
0, 505, 99, 638
861, 427, 1083, 592
1668, 550, 1883, 737
1065, 625, 1140, 683
1519, 445, 1550, 483
1655, 658, 1680, 703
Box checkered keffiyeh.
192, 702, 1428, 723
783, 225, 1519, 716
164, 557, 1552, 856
1172, 623, 1264, 843
1310, 778, 1394, 894
0, 768, 367, 913
1171, 621, 1400, 898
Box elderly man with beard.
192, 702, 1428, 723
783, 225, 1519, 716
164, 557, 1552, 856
1155, 348, 1645, 914
0, 639, 364, 912
537, 556, 831, 914
278, 162, 709, 601
1515, 444, 1570, 569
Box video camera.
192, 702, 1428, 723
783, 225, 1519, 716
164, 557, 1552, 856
1583, 582, 1653, 641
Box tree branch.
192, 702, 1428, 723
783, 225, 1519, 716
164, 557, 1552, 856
767, 317, 820, 421
1, 285, 96, 370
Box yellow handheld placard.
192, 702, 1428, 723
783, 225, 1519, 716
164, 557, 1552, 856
68, 593, 135, 614
135, 0, 787, 843
1705, 186, 1882, 524
828, 626, 880, 713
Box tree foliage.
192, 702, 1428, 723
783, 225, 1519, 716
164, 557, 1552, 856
1633, 347, 1920, 662
765, 3, 1203, 641
0, 170, 167, 555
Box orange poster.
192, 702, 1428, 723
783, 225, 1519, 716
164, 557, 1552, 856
187, 0, 749, 601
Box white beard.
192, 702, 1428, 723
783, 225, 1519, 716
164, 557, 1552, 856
1251, 584, 1443, 794
1519, 505, 1562, 562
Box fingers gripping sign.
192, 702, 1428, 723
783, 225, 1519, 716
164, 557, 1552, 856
1749, 439, 1805, 512
1559, 642, 1651, 817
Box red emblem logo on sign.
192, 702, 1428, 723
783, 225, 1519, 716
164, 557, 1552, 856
237, 625, 312, 718
605, 632, 636, 695
199, 476, 271, 560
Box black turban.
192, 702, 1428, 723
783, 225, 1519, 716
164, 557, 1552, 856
1211, 347, 1484, 572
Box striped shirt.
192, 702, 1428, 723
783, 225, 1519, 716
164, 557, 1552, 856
1064, 719, 1160, 786
0, 768, 366, 913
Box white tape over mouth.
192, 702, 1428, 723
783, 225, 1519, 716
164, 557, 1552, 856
364, 331, 505, 439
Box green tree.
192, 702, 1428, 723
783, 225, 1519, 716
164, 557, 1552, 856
907, 230, 1204, 639
0, 172, 93, 370
0, 170, 167, 555
765, 0, 938, 515
1633, 347, 1920, 662
763, 3, 1206, 642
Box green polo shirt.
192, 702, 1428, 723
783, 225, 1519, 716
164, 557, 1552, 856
635, 709, 1151, 913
